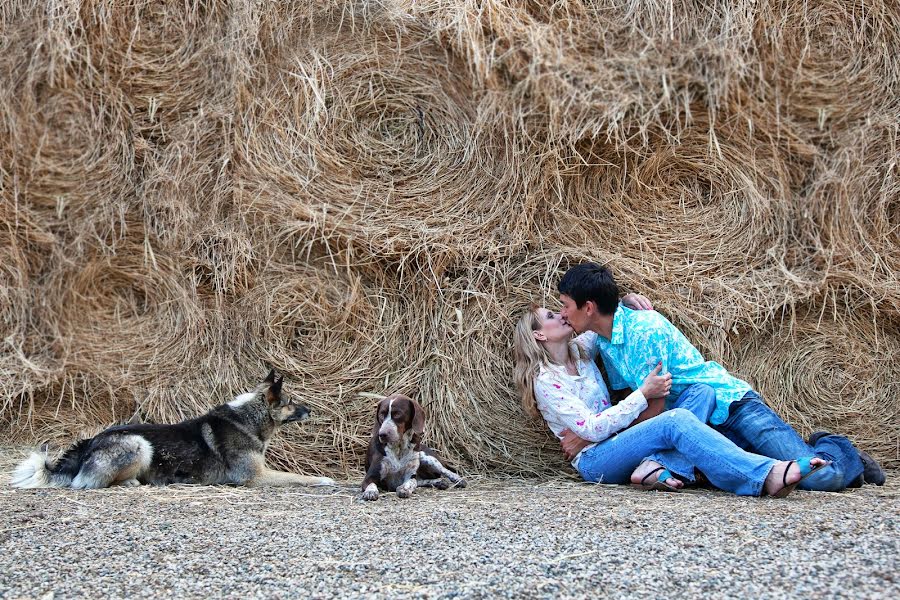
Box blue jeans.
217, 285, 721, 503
714, 391, 864, 491
577, 408, 776, 496
668, 383, 716, 423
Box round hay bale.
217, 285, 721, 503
799, 122, 900, 313
0, 202, 61, 422
545, 106, 818, 337
732, 301, 899, 469
77, 0, 232, 131
422, 0, 759, 143
754, 0, 900, 135
43, 228, 213, 425
236, 16, 533, 268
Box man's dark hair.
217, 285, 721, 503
557, 262, 619, 315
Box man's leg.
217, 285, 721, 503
668, 383, 716, 423
810, 431, 884, 486
714, 391, 863, 491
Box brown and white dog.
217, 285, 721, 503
361, 393, 466, 501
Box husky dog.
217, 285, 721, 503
11, 370, 335, 489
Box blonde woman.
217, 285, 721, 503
513, 303, 828, 497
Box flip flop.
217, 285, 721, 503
772, 457, 832, 498
632, 466, 681, 492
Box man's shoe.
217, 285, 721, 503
808, 430, 829, 446
858, 449, 886, 486
809, 430, 885, 486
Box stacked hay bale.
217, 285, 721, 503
1, 0, 897, 477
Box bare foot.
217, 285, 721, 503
764, 457, 828, 496
630, 460, 684, 489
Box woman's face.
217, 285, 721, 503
533, 307, 574, 344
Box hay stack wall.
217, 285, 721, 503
1, 0, 897, 476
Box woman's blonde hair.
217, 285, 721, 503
512, 305, 582, 419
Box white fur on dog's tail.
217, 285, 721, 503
10, 451, 55, 488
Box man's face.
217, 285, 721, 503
559, 294, 590, 334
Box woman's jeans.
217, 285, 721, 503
576, 408, 776, 496
713, 391, 864, 491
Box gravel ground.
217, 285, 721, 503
0, 447, 897, 599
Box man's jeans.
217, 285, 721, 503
668, 383, 716, 423
577, 408, 775, 496
714, 391, 864, 491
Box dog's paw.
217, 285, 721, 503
361, 483, 379, 501
396, 481, 416, 498
433, 479, 450, 490
452, 477, 467, 489
314, 477, 337, 487
118, 478, 141, 488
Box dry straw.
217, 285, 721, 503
1, 1, 897, 477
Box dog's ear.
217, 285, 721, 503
371, 398, 388, 438
410, 399, 426, 449
272, 375, 287, 405
264, 369, 277, 385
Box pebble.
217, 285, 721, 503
0, 474, 897, 598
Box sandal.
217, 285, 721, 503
632, 466, 681, 492
772, 457, 831, 498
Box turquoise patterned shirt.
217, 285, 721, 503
595, 305, 752, 425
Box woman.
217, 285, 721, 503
513, 303, 827, 497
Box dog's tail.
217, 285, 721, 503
10, 440, 91, 488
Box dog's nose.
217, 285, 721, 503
378, 433, 388, 444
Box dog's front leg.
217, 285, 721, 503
361, 466, 381, 501
250, 468, 335, 487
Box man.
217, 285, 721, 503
556, 262, 884, 491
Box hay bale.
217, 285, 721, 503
0, 1, 897, 475
543, 103, 819, 338
235, 15, 536, 269
799, 123, 900, 315
754, 0, 900, 136
732, 300, 900, 467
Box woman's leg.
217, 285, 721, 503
578, 408, 778, 496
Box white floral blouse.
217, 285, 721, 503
534, 332, 647, 467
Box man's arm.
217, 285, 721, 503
630, 396, 665, 426
609, 387, 633, 404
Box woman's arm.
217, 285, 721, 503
559, 392, 663, 460
535, 372, 647, 443
621, 293, 653, 311
559, 364, 671, 459
630, 397, 666, 425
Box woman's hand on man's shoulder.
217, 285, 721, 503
621, 293, 653, 311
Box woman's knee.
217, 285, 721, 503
666, 407, 701, 423
661, 408, 704, 440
